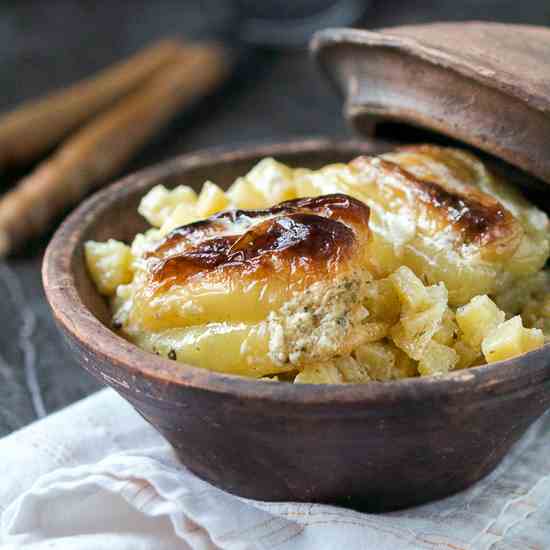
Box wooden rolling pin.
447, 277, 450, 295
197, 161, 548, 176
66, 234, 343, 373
0, 38, 183, 169
0, 43, 229, 257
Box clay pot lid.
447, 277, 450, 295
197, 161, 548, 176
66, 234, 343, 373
311, 22, 550, 186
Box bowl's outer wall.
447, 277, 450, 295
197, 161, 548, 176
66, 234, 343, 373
45, 140, 550, 509
61, 324, 550, 509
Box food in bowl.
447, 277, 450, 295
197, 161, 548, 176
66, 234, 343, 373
85, 145, 550, 383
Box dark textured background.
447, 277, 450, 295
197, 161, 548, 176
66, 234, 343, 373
1, 0, 549, 437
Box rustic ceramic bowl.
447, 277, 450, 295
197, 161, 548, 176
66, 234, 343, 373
43, 139, 550, 511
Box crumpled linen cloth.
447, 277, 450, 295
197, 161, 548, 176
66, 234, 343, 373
1, 388, 549, 550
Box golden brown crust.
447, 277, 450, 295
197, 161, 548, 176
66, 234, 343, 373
351, 150, 522, 257
391, 144, 483, 183
146, 194, 371, 293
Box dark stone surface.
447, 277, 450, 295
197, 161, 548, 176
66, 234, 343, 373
1, 0, 548, 437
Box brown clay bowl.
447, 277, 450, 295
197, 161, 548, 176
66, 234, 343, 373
43, 139, 550, 511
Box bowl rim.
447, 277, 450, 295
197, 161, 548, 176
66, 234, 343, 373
42, 137, 550, 405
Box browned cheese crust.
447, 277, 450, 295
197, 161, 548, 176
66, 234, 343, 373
352, 146, 522, 261
146, 194, 371, 297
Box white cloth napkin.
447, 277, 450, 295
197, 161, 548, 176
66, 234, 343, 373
1, 388, 549, 550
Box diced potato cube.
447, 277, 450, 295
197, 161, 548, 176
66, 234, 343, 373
391, 298, 446, 360
226, 178, 268, 209
453, 340, 481, 369
401, 300, 446, 337
364, 277, 401, 324
196, 181, 230, 217
481, 315, 544, 363
521, 327, 544, 353
245, 158, 297, 204
294, 173, 320, 197
394, 348, 418, 378
426, 283, 448, 308
294, 364, 344, 384
456, 295, 505, 349
360, 321, 390, 343
138, 184, 197, 227
85, 239, 133, 296
335, 357, 371, 383
355, 341, 416, 380
389, 266, 431, 312
160, 203, 199, 234
418, 340, 459, 376
355, 342, 395, 380
433, 309, 457, 346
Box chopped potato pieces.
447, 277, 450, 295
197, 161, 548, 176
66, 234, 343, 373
433, 309, 458, 346
481, 316, 544, 363
355, 341, 396, 380
364, 278, 401, 324
361, 321, 390, 343
335, 357, 372, 383
138, 184, 197, 228
389, 266, 432, 312
355, 341, 417, 380
389, 267, 448, 360
244, 158, 297, 204
226, 178, 267, 209
196, 181, 230, 217
294, 364, 344, 384
418, 340, 458, 376
160, 203, 199, 235
456, 295, 505, 349
85, 239, 133, 296
453, 340, 481, 370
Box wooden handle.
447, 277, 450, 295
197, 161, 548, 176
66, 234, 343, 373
0, 43, 229, 256
0, 38, 184, 169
